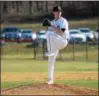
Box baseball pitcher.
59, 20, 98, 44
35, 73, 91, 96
43, 6, 69, 84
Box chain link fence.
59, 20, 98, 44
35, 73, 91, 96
1, 40, 98, 62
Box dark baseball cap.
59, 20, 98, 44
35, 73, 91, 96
53, 6, 62, 12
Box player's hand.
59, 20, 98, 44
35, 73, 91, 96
42, 18, 51, 27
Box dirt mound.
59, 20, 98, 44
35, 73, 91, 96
1, 84, 98, 95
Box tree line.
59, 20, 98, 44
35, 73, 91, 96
0, 1, 99, 23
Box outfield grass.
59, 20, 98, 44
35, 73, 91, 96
56, 79, 98, 89
1, 59, 98, 89
1, 81, 40, 89
1, 60, 98, 72
2, 80, 98, 89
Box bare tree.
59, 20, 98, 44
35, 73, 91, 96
22, 1, 30, 15
41, 1, 44, 13
0, 1, 4, 22
60, 1, 63, 7
16, 1, 19, 13
45, 1, 48, 13
29, 1, 32, 15
3, 1, 7, 13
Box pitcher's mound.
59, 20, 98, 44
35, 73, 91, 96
1, 83, 98, 95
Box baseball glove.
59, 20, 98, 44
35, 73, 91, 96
42, 18, 51, 27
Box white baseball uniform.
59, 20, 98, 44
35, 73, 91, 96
46, 17, 69, 82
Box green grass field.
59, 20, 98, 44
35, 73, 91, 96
1, 60, 98, 72
1, 59, 98, 89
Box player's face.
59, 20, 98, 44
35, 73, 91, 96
53, 11, 62, 19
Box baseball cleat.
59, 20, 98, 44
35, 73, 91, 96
46, 80, 53, 85
45, 52, 55, 56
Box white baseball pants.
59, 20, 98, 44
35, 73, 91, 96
46, 31, 68, 82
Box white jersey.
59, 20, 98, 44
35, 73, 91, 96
48, 17, 69, 40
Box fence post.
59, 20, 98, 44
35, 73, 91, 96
85, 39, 88, 61
72, 40, 75, 60
42, 39, 47, 59
59, 50, 62, 60
42, 40, 45, 59
33, 41, 36, 59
